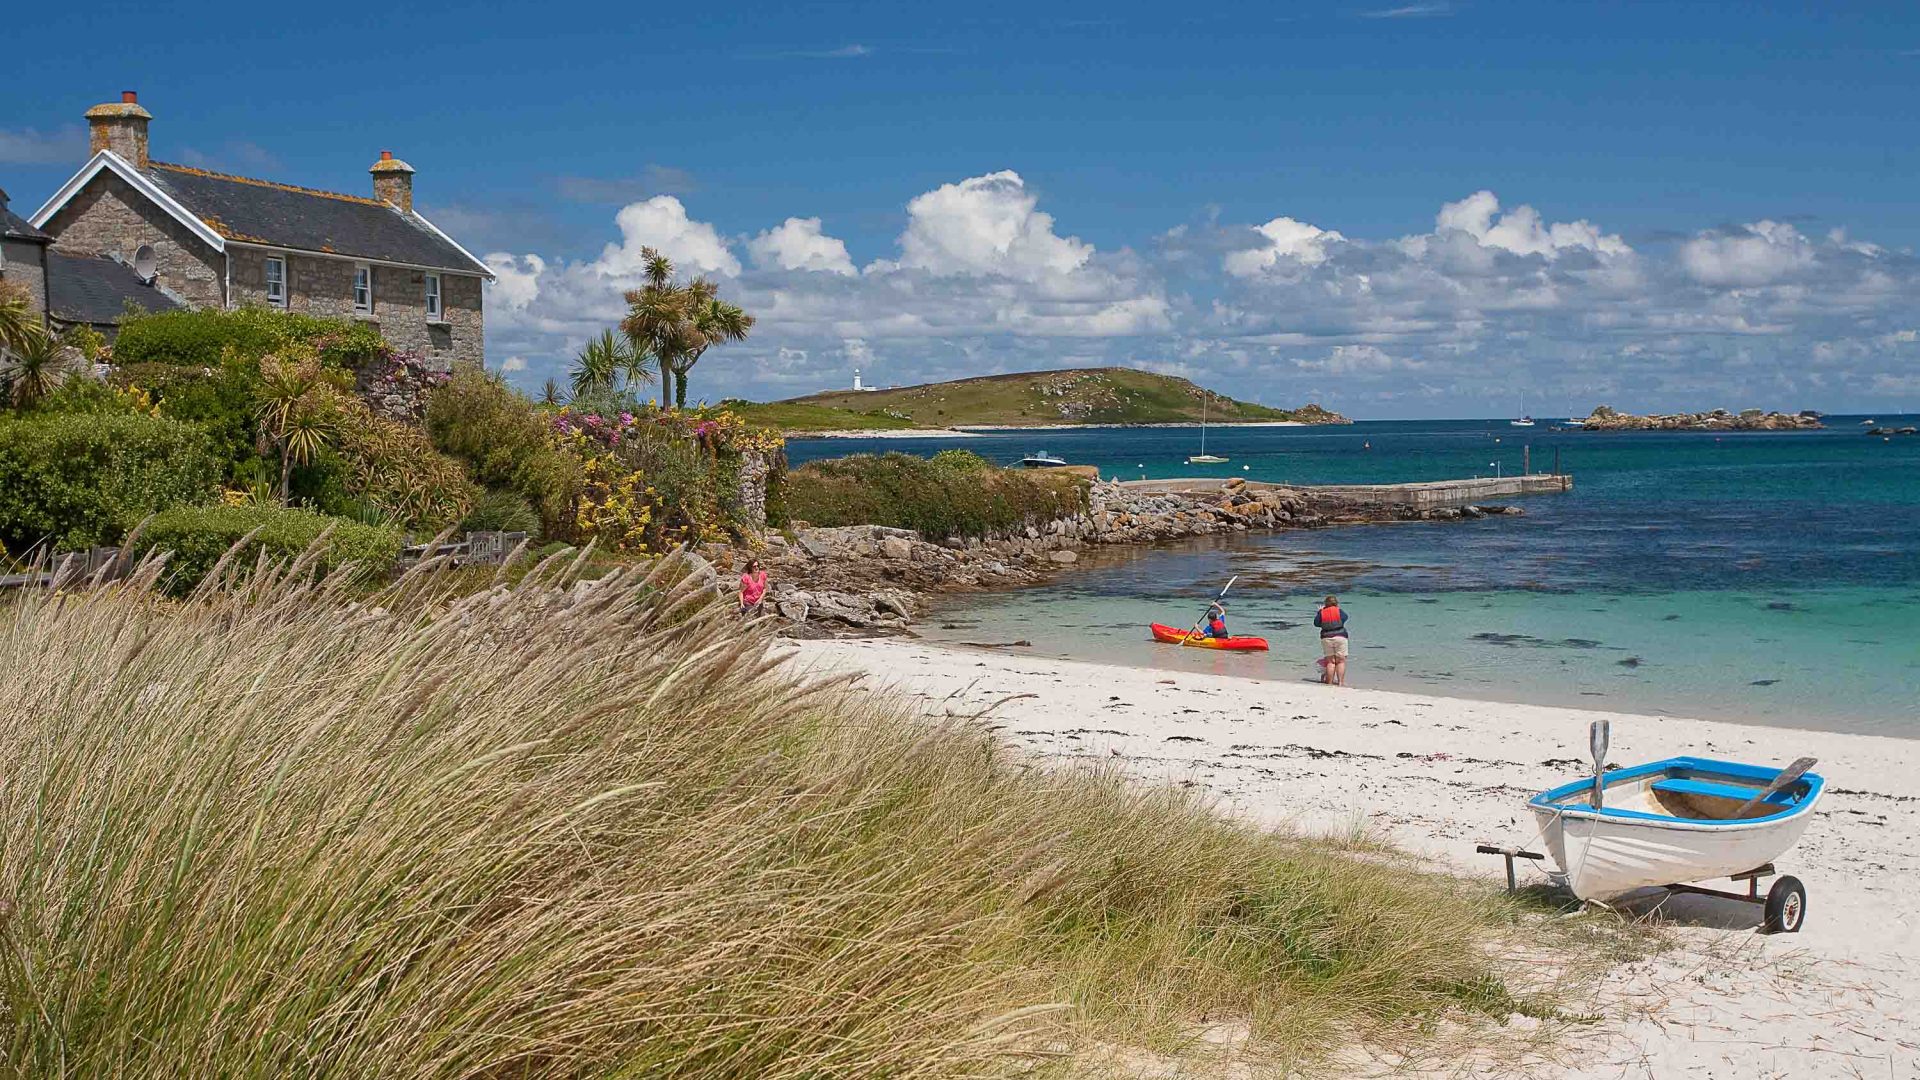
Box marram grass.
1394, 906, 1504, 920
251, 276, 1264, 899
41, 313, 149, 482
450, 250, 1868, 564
0, 550, 1607, 1076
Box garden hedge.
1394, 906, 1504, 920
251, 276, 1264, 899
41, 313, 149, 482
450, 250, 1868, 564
0, 412, 222, 554
130, 505, 405, 596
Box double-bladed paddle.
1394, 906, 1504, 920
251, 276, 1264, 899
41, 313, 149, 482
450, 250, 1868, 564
1180, 575, 1238, 646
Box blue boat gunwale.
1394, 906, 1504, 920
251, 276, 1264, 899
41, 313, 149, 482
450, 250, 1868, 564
1529, 755, 1824, 827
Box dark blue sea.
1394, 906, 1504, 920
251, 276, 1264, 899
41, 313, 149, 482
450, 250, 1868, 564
787, 417, 1920, 734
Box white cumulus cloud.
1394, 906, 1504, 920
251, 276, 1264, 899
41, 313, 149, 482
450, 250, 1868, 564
1431, 190, 1630, 258
890, 170, 1092, 281
748, 217, 856, 274
1225, 216, 1347, 277
1678, 220, 1816, 287
596, 196, 741, 278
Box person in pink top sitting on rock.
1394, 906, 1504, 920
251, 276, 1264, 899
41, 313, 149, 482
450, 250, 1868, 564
739, 559, 769, 617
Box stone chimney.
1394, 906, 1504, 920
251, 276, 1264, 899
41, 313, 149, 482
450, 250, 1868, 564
85, 91, 153, 168
370, 150, 415, 212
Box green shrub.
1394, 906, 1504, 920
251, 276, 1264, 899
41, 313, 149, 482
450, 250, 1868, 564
112, 357, 266, 476
332, 398, 477, 532
0, 412, 221, 554
459, 489, 541, 536
113, 307, 386, 369
425, 370, 579, 538
929, 448, 992, 472
779, 452, 1087, 539
129, 504, 404, 596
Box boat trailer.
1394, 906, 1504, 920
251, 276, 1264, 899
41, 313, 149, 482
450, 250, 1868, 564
1474, 845, 1807, 934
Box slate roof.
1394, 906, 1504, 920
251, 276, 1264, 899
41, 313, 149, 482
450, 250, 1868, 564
46, 251, 183, 325
2, 195, 50, 242
141, 162, 491, 276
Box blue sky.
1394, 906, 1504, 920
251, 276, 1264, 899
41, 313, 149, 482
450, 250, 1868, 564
5, 1, 1917, 416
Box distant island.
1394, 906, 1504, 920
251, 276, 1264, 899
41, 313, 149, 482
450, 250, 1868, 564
726, 368, 1349, 433
1579, 405, 1825, 432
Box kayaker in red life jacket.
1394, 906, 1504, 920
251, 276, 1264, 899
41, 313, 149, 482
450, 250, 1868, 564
1203, 602, 1229, 639
1314, 595, 1350, 686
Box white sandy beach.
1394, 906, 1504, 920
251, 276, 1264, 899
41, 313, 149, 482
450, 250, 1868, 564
790, 637, 1920, 1078
790, 427, 983, 439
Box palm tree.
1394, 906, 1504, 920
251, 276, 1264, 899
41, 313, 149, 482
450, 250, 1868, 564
620, 249, 689, 405
618, 250, 754, 409
0, 326, 76, 410
570, 332, 623, 399
539, 377, 565, 406
669, 294, 754, 409
0, 281, 41, 362
254, 356, 337, 501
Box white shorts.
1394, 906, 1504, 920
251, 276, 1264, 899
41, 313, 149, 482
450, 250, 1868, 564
1321, 636, 1349, 658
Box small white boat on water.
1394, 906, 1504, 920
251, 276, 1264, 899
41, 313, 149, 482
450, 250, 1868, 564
1527, 753, 1822, 930
1017, 451, 1069, 468
1186, 395, 1228, 464
1509, 415, 1536, 427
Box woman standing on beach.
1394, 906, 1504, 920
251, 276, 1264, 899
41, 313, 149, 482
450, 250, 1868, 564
1315, 595, 1350, 686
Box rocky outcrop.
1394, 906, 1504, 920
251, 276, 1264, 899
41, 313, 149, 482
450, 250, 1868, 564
711, 477, 1518, 633
1580, 405, 1823, 432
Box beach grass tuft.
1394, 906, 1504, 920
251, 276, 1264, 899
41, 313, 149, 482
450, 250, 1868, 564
0, 550, 1615, 1075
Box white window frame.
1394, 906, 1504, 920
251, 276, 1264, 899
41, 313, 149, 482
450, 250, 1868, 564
423, 272, 442, 319
264, 255, 288, 308
352, 262, 373, 314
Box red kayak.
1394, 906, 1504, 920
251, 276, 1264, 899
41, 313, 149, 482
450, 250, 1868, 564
1149, 623, 1269, 651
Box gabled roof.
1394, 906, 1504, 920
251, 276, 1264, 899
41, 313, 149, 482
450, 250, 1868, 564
30, 150, 493, 279
145, 163, 493, 276
46, 251, 183, 325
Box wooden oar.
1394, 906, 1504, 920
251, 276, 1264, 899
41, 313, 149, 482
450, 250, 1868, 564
1588, 719, 1610, 809
1732, 757, 1817, 818
1179, 575, 1238, 647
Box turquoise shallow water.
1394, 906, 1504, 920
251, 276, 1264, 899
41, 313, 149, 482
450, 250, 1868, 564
788, 417, 1920, 735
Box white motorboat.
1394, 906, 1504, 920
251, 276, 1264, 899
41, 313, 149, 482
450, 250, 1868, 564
1529, 755, 1823, 905
1017, 451, 1069, 468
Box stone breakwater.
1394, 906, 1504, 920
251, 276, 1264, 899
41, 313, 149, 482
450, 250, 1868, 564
1580, 405, 1823, 431
705, 479, 1521, 633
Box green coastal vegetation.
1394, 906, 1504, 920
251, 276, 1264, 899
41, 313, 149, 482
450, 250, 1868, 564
779, 449, 1088, 538
0, 555, 1630, 1074
779, 367, 1349, 429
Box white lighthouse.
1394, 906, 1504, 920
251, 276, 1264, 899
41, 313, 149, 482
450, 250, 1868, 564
852, 368, 877, 392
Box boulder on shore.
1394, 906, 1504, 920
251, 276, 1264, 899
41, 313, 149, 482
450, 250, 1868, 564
1579, 404, 1823, 432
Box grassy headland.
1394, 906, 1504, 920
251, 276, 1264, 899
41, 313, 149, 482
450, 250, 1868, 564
0, 552, 1620, 1074
780, 367, 1348, 429
719, 398, 918, 432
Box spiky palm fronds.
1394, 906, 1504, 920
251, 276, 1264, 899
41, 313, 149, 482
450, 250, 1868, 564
0, 326, 77, 410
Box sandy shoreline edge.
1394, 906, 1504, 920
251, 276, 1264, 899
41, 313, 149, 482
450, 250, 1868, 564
789, 637, 1920, 1077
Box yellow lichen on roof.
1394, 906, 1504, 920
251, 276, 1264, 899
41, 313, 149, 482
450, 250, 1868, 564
195, 213, 271, 244
148, 161, 390, 207
84, 102, 153, 120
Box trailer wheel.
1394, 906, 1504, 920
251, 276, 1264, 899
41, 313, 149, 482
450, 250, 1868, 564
1762, 875, 1805, 934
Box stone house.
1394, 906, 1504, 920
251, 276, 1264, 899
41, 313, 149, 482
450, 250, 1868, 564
1, 188, 53, 326
25, 92, 493, 366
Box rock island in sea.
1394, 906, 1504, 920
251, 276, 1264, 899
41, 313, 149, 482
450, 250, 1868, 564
1580, 404, 1824, 431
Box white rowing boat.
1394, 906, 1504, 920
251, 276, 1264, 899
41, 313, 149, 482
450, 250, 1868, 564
1528, 755, 1824, 902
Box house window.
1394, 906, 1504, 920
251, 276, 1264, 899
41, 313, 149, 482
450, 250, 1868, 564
265, 256, 287, 308
424, 273, 442, 319
353, 264, 373, 313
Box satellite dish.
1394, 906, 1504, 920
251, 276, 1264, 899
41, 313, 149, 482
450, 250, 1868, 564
133, 245, 157, 284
